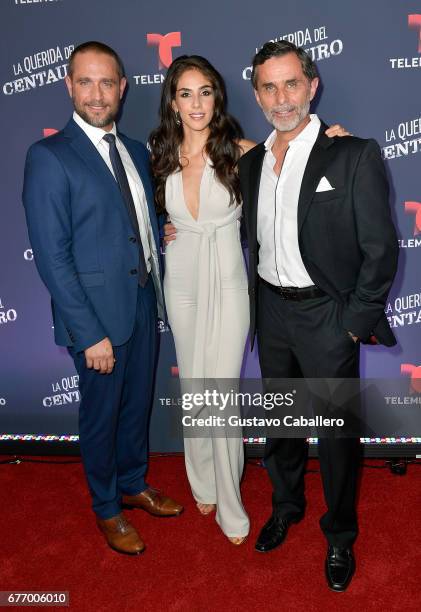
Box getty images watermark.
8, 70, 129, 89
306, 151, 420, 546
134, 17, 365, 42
179, 388, 345, 430
158, 378, 421, 439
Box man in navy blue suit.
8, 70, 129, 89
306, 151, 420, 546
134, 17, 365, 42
23, 41, 183, 555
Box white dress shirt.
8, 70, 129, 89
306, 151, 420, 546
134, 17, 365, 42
73, 111, 152, 272
257, 114, 321, 287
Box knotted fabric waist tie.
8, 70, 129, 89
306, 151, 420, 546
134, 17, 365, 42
174, 207, 242, 378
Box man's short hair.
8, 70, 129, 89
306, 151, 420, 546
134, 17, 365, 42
68, 41, 125, 79
251, 40, 318, 89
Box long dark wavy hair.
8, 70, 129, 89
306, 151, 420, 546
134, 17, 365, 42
149, 55, 243, 213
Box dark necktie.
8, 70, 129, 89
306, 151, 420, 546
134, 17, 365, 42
103, 133, 148, 287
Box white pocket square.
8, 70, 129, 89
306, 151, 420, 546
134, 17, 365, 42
316, 176, 335, 192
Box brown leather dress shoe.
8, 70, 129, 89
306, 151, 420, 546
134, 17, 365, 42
96, 513, 145, 555
122, 487, 184, 517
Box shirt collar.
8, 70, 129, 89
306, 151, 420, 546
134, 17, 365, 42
264, 114, 321, 152
73, 111, 117, 146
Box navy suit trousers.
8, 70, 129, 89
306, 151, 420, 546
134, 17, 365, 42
70, 278, 158, 519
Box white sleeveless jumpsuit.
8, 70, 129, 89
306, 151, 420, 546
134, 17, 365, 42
164, 158, 250, 537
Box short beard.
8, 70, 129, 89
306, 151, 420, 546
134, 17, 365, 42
74, 101, 117, 129
264, 99, 311, 132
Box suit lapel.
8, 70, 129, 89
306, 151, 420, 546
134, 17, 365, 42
64, 118, 160, 252
118, 134, 156, 216
119, 134, 165, 316
246, 144, 266, 246
120, 137, 153, 202
64, 119, 122, 198
118, 135, 157, 234
297, 121, 335, 234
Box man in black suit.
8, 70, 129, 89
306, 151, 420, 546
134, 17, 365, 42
238, 41, 398, 591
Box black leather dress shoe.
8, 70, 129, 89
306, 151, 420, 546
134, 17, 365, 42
325, 546, 355, 591
255, 514, 302, 552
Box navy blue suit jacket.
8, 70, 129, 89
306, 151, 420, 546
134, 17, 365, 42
23, 118, 163, 352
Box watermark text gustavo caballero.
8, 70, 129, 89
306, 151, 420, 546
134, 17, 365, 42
159, 388, 345, 428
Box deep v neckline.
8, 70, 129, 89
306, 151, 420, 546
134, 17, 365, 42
179, 156, 208, 223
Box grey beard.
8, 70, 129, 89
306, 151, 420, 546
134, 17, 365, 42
265, 99, 311, 132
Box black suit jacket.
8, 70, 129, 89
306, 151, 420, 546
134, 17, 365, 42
238, 120, 399, 348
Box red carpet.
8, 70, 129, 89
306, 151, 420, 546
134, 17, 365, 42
1, 455, 420, 611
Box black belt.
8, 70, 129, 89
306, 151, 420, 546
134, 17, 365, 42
260, 277, 325, 301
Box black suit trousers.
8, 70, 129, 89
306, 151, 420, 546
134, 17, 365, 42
257, 280, 360, 547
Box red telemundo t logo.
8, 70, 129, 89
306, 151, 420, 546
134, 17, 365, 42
43, 129, 58, 137
401, 364, 421, 393
147, 32, 181, 69
404, 201, 421, 236
408, 14, 421, 52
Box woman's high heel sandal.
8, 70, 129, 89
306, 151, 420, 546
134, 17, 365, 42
228, 535, 248, 546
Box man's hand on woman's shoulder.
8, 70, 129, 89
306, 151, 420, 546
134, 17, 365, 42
325, 124, 352, 138
238, 139, 257, 156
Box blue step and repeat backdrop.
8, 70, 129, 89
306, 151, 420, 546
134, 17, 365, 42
1, 0, 420, 452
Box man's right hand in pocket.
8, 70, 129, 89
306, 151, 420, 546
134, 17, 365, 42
85, 337, 115, 374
